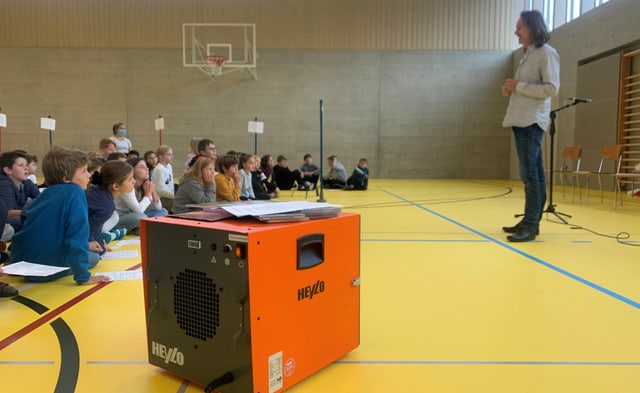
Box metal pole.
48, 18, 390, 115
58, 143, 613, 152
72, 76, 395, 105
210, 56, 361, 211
48, 115, 53, 149
254, 117, 258, 155
317, 100, 326, 202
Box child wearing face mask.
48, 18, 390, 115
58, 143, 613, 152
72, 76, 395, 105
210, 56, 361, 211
110, 122, 133, 153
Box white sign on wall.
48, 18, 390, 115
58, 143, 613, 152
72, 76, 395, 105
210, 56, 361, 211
41, 117, 56, 131
248, 121, 264, 134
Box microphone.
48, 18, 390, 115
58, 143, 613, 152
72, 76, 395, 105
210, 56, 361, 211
570, 97, 592, 103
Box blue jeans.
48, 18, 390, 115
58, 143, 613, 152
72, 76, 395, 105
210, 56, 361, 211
513, 124, 546, 230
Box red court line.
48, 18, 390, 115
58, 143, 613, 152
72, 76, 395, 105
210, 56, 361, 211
0, 263, 141, 351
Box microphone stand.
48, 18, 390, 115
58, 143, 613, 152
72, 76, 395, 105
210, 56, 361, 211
516, 99, 585, 224
543, 103, 574, 224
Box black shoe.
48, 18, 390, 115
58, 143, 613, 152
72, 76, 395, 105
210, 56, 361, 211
0, 282, 18, 297
502, 222, 539, 235
502, 223, 520, 233
507, 229, 537, 242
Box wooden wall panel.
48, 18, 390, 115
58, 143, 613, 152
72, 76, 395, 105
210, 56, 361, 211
0, 0, 519, 50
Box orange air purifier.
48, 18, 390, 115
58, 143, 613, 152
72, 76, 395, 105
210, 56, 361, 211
140, 213, 360, 392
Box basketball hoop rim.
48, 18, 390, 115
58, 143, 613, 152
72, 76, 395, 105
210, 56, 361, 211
206, 54, 228, 66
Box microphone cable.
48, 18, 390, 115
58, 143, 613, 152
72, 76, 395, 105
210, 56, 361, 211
567, 223, 639, 247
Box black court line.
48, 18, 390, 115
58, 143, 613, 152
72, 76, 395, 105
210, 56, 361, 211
11, 296, 80, 393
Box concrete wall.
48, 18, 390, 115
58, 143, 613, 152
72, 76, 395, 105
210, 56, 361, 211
0, 48, 513, 179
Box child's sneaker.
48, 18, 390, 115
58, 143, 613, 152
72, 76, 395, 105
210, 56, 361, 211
117, 228, 127, 240
97, 232, 115, 245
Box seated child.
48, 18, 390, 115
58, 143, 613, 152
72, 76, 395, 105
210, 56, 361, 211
346, 158, 369, 190
150, 145, 175, 211
114, 157, 168, 233
98, 138, 116, 163
0, 150, 41, 231
251, 155, 275, 200
172, 158, 217, 213
272, 155, 302, 190
184, 136, 202, 173
257, 155, 279, 197
107, 152, 128, 161
86, 160, 135, 253
10, 147, 111, 285
322, 155, 348, 189
144, 150, 158, 177
214, 154, 242, 202
298, 153, 320, 190
238, 154, 256, 200
25, 153, 38, 185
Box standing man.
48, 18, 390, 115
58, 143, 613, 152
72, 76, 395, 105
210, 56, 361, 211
501, 10, 560, 242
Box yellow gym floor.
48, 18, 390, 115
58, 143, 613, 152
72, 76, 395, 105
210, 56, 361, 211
1, 179, 639, 393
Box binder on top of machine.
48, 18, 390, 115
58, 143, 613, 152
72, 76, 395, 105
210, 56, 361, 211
173, 200, 341, 223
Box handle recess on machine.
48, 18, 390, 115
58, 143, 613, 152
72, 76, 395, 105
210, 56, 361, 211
297, 233, 324, 270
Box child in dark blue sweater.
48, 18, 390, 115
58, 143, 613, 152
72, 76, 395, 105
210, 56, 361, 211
345, 158, 369, 190
10, 147, 112, 285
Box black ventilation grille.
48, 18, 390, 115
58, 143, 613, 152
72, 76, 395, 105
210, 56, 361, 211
174, 269, 220, 341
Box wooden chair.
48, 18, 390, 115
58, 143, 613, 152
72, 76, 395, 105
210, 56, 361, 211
555, 146, 583, 202
581, 144, 623, 205
614, 161, 640, 208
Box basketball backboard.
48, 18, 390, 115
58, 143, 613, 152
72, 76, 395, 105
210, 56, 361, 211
182, 23, 257, 79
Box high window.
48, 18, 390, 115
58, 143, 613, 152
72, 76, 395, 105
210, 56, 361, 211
523, 0, 611, 30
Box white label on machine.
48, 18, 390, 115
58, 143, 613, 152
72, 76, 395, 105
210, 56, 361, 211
0, 113, 6, 127
229, 234, 248, 243
268, 351, 283, 393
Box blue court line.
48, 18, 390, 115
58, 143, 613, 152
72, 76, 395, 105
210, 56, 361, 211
336, 359, 640, 366
381, 189, 640, 310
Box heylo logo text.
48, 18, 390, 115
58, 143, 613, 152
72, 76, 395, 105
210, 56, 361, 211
151, 341, 185, 366
298, 280, 325, 301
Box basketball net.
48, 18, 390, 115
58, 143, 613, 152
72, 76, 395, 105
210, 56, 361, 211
206, 55, 228, 77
